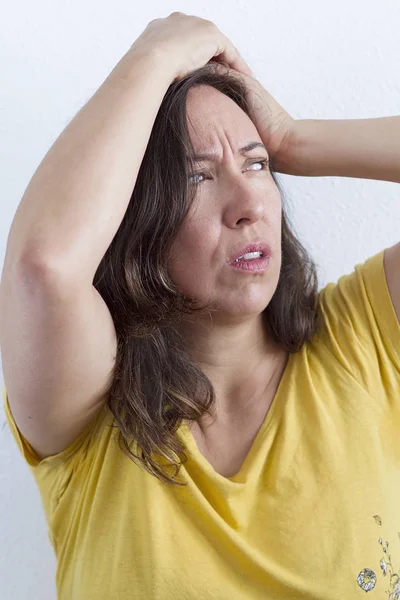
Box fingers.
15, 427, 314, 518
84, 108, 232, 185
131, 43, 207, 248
212, 33, 253, 77
224, 40, 254, 77
231, 53, 254, 77
209, 57, 253, 83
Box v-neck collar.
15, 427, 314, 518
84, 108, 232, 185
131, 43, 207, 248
177, 350, 294, 485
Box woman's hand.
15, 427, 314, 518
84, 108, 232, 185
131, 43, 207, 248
210, 62, 296, 175
132, 12, 296, 174
132, 12, 253, 81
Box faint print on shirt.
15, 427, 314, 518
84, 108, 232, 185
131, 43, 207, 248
356, 515, 400, 597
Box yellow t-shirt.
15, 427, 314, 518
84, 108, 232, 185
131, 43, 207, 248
3, 249, 400, 600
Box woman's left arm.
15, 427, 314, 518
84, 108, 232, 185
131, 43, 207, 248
285, 117, 400, 183
283, 116, 400, 327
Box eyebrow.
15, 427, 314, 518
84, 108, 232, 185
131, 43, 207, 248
187, 142, 268, 163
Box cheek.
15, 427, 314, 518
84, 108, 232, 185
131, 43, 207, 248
168, 221, 217, 286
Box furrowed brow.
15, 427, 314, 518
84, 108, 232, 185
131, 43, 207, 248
187, 142, 268, 163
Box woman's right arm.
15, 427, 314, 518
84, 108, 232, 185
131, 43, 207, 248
0, 46, 178, 460
4, 45, 175, 283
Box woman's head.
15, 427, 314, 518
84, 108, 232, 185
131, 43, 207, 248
167, 83, 283, 322
93, 63, 321, 485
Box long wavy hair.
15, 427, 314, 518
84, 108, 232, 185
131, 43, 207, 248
93, 63, 322, 486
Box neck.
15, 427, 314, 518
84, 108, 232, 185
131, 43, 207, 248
176, 312, 284, 417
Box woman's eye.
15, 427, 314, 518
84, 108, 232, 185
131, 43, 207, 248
249, 159, 270, 171
188, 171, 208, 184
188, 159, 269, 185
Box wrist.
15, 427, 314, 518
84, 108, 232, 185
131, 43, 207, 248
112, 44, 177, 90
279, 119, 320, 177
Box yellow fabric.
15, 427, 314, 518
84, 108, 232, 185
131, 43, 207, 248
3, 249, 400, 599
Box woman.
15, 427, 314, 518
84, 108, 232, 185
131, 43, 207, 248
1, 11, 400, 600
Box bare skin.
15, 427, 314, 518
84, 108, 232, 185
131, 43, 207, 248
167, 85, 289, 475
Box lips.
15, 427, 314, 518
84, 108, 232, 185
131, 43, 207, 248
228, 241, 272, 265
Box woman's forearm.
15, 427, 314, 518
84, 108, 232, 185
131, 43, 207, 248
6, 46, 175, 283
286, 116, 400, 183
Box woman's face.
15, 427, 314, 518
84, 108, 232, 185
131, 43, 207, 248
167, 85, 283, 319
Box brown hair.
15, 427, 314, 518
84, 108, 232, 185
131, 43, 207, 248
93, 63, 322, 486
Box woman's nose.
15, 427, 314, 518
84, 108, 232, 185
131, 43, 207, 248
226, 188, 266, 227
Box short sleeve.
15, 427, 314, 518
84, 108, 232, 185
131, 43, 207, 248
2, 382, 107, 517
315, 249, 400, 396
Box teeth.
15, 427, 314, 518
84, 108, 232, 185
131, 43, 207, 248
234, 251, 262, 262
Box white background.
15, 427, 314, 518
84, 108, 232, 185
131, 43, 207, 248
1, 0, 399, 597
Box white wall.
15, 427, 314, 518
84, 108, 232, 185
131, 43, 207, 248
1, 0, 399, 597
